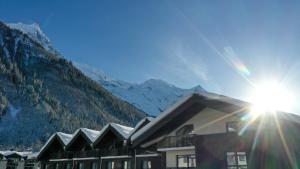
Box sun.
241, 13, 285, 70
249, 81, 294, 115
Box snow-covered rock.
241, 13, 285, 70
7, 22, 55, 53
75, 63, 206, 116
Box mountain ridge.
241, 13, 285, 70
0, 21, 145, 150
75, 63, 206, 116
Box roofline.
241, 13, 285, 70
38, 133, 68, 159
128, 117, 153, 139
130, 94, 197, 143
64, 129, 94, 150
92, 124, 126, 147
131, 93, 251, 146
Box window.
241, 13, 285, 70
108, 161, 115, 169
177, 154, 196, 168
79, 162, 84, 169
142, 160, 151, 169
55, 163, 59, 169
123, 160, 131, 169
226, 152, 247, 169
66, 163, 72, 169
91, 162, 97, 169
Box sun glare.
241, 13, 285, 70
249, 81, 294, 115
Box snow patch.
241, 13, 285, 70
13, 37, 21, 57
8, 105, 21, 118
3, 47, 10, 58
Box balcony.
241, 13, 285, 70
48, 152, 72, 159
72, 149, 100, 158
158, 136, 194, 149
99, 147, 131, 156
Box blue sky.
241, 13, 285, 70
1, 0, 300, 112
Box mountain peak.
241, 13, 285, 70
6, 22, 55, 53
75, 63, 206, 116
142, 79, 174, 87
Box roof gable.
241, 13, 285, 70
93, 123, 133, 147
38, 132, 72, 159
65, 128, 100, 150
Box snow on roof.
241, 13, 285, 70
80, 128, 101, 142
65, 128, 101, 148
57, 132, 73, 145
0, 150, 13, 156
131, 93, 250, 142
27, 152, 39, 159
38, 132, 72, 158
0, 151, 32, 158
110, 123, 134, 139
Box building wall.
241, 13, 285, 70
0, 160, 7, 169
100, 158, 132, 169
165, 149, 195, 168
17, 161, 25, 169
168, 108, 240, 136
136, 156, 163, 169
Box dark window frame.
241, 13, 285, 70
176, 154, 196, 168
91, 161, 97, 169
141, 160, 152, 169
226, 152, 248, 169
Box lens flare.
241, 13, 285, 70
249, 81, 294, 115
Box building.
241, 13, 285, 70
37, 93, 300, 169
0, 151, 36, 169
24, 153, 39, 169
131, 93, 300, 169
38, 132, 73, 169
37, 118, 153, 169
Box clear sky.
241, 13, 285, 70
1, 0, 300, 113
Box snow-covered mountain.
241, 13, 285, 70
7, 22, 56, 54
75, 63, 206, 116
0, 22, 145, 150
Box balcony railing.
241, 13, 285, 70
47, 148, 132, 159
72, 149, 100, 158
48, 152, 72, 159
99, 147, 131, 156
158, 136, 194, 148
